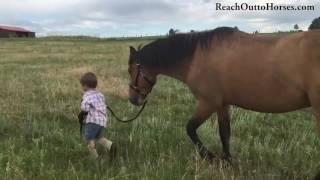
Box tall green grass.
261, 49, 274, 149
0, 38, 319, 179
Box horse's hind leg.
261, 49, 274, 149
187, 100, 215, 160
310, 106, 320, 179
217, 106, 232, 161
309, 89, 320, 130
308, 90, 320, 179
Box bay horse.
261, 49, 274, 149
127, 27, 320, 163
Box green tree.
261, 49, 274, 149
294, 24, 299, 31
309, 17, 320, 30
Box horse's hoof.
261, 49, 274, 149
201, 151, 216, 162
222, 155, 233, 164
198, 147, 217, 162
220, 157, 233, 168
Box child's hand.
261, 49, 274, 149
78, 111, 88, 125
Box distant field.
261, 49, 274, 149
0, 37, 319, 179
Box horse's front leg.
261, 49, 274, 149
186, 100, 216, 160
217, 106, 232, 161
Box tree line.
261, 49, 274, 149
168, 16, 320, 36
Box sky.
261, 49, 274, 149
0, 0, 319, 37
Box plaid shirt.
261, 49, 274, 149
81, 90, 108, 127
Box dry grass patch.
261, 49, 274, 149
44, 66, 128, 98
99, 76, 128, 98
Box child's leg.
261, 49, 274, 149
96, 127, 113, 150
87, 140, 98, 159
98, 137, 117, 159
97, 137, 113, 150
84, 123, 101, 159
96, 127, 117, 159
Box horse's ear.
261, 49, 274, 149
130, 46, 137, 54
129, 46, 138, 64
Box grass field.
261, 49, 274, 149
0, 37, 319, 180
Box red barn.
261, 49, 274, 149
0, 25, 35, 38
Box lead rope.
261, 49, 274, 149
79, 101, 147, 139
106, 101, 147, 123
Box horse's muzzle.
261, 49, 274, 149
129, 96, 144, 106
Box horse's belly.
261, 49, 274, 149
235, 101, 310, 113
228, 88, 310, 113
217, 58, 310, 113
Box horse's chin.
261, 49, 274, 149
135, 99, 146, 106
129, 96, 145, 106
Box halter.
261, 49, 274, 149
129, 63, 155, 97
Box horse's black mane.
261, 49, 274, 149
135, 27, 236, 68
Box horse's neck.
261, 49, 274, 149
156, 62, 190, 83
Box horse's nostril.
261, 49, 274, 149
129, 96, 139, 106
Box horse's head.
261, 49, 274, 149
128, 46, 157, 106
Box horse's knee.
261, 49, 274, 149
309, 100, 320, 130
218, 107, 231, 138
186, 119, 217, 160
186, 120, 197, 137
218, 115, 231, 138
186, 118, 204, 138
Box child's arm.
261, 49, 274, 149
79, 97, 90, 125
81, 97, 91, 112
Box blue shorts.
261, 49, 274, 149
84, 123, 105, 141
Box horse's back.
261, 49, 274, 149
188, 30, 320, 113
